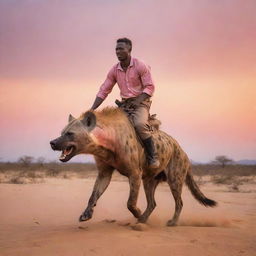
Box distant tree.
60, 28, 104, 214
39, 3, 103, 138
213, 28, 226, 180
213, 155, 233, 168
18, 156, 34, 167
37, 157, 46, 166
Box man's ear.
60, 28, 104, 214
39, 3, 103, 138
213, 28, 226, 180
68, 114, 76, 122
81, 111, 96, 132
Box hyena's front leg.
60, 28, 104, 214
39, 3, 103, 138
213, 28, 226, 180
79, 164, 114, 222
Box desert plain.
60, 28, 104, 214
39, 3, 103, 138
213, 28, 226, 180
0, 163, 255, 256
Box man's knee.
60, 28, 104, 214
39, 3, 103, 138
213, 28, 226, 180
134, 121, 148, 134
134, 122, 151, 140
134, 121, 145, 130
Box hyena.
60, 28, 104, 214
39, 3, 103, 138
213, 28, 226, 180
50, 107, 216, 226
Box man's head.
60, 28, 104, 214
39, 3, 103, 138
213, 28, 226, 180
116, 37, 132, 61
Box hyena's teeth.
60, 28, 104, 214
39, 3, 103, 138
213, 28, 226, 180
59, 154, 67, 160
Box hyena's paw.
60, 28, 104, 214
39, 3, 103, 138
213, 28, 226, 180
127, 205, 141, 219
79, 209, 93, 222
166, 219, 178, 227
137, 215, 148, 223
132, 208, 142, 219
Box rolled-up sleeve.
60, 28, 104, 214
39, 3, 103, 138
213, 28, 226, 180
139, 62, 155, 96
96, 66, 116, 100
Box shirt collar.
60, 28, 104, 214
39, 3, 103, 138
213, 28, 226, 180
117, 57, 134, 71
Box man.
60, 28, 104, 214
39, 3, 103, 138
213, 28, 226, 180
90, 38, 159, 168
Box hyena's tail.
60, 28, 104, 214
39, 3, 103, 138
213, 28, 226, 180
186, 169, 217, 207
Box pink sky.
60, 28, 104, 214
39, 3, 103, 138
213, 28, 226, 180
0, 0, 255, 162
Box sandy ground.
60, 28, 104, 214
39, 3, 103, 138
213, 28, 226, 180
0, 177, 255, 256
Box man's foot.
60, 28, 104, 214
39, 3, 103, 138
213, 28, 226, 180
142, 137, 160, 169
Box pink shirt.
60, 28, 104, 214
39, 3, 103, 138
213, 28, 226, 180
97, 57, 155, 100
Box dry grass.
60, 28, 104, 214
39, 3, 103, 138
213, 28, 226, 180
0, 162, 255, 185
209, 174, 255, 193
0, 170, 45, 184
191, 164, 256, 192
192, 164, 256, 176
0, 162, 98, 184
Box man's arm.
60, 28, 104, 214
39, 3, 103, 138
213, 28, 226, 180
131, 62, 154, 106
139, 62, 155, 97
90, 66, 116, 110
90, 97, 104, 110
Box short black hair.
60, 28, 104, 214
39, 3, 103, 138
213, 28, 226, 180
116, 37, 132, 51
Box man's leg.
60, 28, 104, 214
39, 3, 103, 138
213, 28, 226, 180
132, 99, 160, 169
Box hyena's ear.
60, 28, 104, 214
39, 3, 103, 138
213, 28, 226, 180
81, 111, 96, 132
68, 114, 76, 123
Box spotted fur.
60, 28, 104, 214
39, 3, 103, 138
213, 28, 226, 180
52, 107, 217, 225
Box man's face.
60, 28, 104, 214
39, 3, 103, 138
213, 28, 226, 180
115, 42, 131, 61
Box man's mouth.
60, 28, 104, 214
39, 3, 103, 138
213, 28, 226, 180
59, 145, 75, 161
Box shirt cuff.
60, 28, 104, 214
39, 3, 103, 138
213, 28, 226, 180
96, 91, 107, 100
142, 86, 154, 96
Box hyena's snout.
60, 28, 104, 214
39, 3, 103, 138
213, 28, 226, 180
50, 136, 77, 162
50, 139, 58, 150
50, 137, 64, 151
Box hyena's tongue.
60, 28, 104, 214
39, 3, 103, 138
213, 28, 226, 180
59, 147, 73, 160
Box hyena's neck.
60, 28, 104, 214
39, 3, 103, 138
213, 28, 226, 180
88, 144, 115, 164
90, 126, 116, 152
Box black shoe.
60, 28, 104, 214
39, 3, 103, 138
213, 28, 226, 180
142, 137, 160, 169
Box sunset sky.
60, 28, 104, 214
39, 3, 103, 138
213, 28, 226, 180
0, 0, 255, 163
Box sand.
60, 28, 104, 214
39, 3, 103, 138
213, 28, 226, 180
0, 177, 255, 256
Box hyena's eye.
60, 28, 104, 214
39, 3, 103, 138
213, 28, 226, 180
66, 132, 74, 137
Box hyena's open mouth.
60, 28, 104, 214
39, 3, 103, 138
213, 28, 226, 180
59, 145, 76, 162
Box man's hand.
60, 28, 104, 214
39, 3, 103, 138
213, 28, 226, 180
90, 97, 104, 110
132, 93, 150, 107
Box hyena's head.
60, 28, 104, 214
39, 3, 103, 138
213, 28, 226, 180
50, 111, 96, 162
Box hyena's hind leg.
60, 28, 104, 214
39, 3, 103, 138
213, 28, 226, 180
126, 171, 143, 219
166, 160, 188, 226
138, 172, 165, 223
